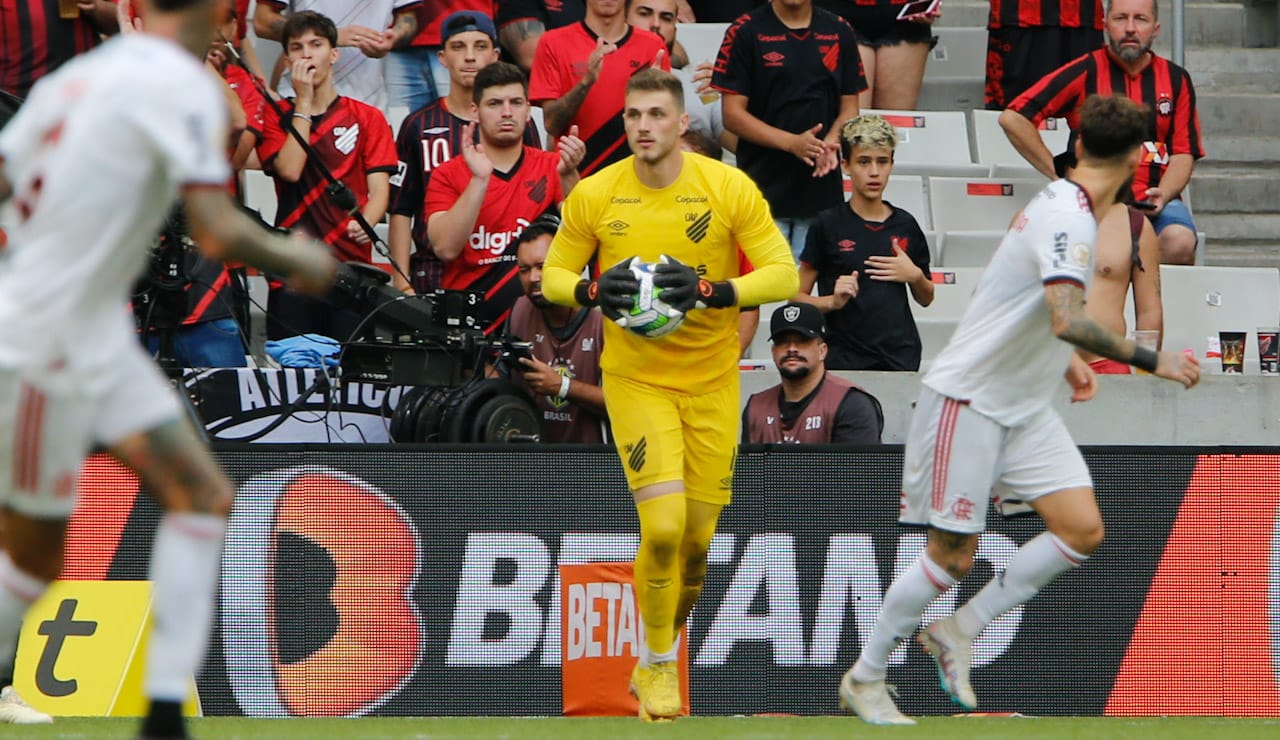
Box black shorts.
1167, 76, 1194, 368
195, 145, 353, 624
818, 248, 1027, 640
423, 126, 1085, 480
985, 26, 1101, 109
840, 4, 934, 48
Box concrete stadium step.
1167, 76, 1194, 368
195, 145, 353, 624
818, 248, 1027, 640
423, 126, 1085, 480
1186, 48, 1280, 92
1192, 165, 1280, 213
1198, 212, 1280, 242
1196, 93, 1280, 136
1203, 241, 1280, 269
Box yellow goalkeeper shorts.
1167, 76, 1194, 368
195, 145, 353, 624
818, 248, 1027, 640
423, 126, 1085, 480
603, 372, 738, 505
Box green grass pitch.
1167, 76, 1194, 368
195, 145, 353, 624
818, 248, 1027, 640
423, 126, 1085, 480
11, 716, 1280, 739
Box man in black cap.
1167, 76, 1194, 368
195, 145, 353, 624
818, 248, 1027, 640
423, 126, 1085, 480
742, 302, 883, 444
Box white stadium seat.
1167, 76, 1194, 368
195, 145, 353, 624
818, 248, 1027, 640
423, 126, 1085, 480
928, 176, 1042, 232
676, 22, 729, 69
970, 109, 1071, 166
242, 169, 278, 225
866, 109, 972, 165
938, 230, 1004, 267
912, 266, 985, 322
918, 27, 987, 110
916, 319, 961, 367
840, 174, 931, 228
1159, 266, 1280, 372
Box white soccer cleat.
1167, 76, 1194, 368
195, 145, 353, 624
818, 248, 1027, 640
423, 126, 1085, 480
0, 686, 52, 724
838, 669, 915, 725
918, 616, 978, 711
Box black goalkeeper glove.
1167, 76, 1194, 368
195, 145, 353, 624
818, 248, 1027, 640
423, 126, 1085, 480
652, 254, 735, 313
574, 257, 640, 322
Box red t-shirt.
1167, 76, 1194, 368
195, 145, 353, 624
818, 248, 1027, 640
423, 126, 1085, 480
425, 148, 564, 333
528, 22, 668, 176
258, 97, 398, 263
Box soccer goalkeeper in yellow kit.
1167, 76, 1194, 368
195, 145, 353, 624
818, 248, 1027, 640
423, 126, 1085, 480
541, 68, 799, 722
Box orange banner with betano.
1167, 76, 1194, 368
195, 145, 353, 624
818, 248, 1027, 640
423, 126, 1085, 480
560, 562, 690, 717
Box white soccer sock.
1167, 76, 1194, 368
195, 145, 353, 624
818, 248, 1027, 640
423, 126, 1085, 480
0, 552, 50, 684
145, 513, 226, 702
852, 554, 955, 683
952, 531, 1087, 640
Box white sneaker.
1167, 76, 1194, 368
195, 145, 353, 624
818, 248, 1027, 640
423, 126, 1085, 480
0, 686, 52, 724
838, 668, 916, 726
918, 616, 978, 711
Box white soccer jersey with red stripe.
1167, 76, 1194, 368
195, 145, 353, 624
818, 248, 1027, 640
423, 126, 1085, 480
0, 34, 229, 374
923, 179, 1097, 426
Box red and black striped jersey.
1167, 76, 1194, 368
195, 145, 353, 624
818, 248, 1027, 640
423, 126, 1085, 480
497, 0, 584, 30
388, 99, 540, 290
425, 147, 563, 334
816, 0, 911, 10
988, 0, 1104, 30
0, 0, 106, 99
258, 96, 398, 263
1009, 48, 1204, 200
528, 22, 668, 176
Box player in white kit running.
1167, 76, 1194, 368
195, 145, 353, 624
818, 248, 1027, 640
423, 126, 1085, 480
0, 0, 336, 735
839, 95, 1200, 725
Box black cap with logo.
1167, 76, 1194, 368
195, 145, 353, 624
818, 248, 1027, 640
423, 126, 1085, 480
769, 302, 826, 342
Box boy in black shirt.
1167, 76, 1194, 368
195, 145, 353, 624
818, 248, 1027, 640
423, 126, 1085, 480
793, 114, 934, 371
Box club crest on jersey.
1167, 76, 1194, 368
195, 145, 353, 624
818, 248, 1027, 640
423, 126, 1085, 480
1071, 243, 1091, 267
1156, 95, 1173, 116
581, 337, 595, 352
891, 235, 908, 253
334, 124, 360, 155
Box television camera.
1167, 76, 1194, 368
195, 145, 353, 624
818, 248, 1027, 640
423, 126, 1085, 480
332, 264, 540, 444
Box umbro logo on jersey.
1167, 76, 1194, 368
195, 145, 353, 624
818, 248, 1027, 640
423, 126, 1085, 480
685, 210, 711, 243
763, 51, 785, 67
525, 175, 549, 204
424, 126, 450, 135
838, 239, 855, 252
607, 220, 630, 235
334, 124, 360, 155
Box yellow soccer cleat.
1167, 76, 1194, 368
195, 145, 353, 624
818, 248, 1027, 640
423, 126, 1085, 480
643, 661, 683, 720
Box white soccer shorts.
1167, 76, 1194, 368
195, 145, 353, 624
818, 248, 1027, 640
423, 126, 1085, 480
899, 387, 1093, 534
0, 341, 181, 518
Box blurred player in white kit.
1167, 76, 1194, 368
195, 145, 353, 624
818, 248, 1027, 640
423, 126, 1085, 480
839, 94, 1200, 725
0, 0, 336, 735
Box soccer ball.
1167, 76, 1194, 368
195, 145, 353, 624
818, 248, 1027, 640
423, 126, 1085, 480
620, 258, 685, 338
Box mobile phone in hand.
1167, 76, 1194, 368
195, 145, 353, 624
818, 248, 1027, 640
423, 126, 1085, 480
897, 0, 940, 20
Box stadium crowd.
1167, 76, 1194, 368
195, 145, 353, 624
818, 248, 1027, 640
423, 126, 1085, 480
0, 0, 1207, 398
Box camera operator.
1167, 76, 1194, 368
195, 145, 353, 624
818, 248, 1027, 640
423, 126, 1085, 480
136, 208, 249, 369
505, 215, 607, 443
256, 11, 398, 341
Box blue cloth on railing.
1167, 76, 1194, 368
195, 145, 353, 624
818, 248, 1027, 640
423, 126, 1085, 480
265, 334, 341, 369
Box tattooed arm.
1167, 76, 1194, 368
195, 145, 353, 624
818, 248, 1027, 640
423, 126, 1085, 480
1045, 282, 1198, 387
499, 19, 545, 74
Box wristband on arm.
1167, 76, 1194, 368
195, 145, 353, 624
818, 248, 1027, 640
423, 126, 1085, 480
696, 278, 736, 309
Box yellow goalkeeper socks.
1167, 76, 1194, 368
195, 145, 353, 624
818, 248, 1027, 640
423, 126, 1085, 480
634, 493, 686, 662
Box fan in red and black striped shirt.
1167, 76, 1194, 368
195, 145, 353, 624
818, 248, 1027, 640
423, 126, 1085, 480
984, 0, 1104, 109
1003, 0, 1204, 264
0, 0, 118, 99
256, 12, 399, 340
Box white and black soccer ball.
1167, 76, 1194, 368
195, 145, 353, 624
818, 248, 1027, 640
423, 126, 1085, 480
618, 258, 685, 338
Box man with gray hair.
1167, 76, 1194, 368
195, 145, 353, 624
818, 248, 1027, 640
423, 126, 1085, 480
999, 0, 1205, 265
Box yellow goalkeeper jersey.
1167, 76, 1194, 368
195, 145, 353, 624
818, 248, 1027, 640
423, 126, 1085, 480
542, 152, 798, 395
